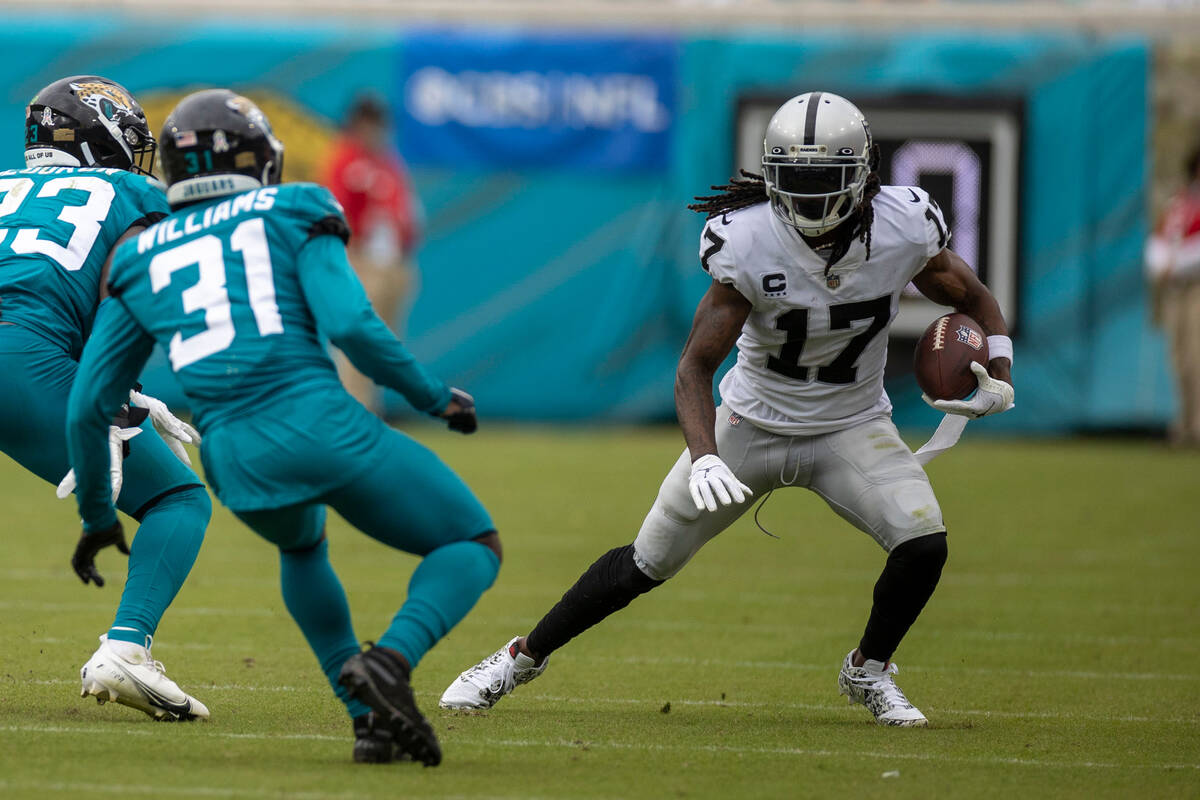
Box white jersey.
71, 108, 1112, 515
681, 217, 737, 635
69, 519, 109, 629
700, 185, 950, 436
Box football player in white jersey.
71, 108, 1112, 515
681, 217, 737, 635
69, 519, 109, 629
441, 92, 1015, 726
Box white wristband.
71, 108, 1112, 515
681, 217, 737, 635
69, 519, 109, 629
987, 334, 1013, 364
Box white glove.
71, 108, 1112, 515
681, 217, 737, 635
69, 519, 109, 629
56, 425, 142, 504
688, 454, 753, 513
130, 390, 200, 466
923, 361, 1015, 419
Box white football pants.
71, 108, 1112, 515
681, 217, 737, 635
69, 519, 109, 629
632, 406, 946, 581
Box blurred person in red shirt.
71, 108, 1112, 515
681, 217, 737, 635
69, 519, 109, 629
321, 95, 423, 415
1146, 144, 1200, 446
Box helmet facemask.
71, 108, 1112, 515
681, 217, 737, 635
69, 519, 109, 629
109, 115, 157, 176
762, 149, 869, 236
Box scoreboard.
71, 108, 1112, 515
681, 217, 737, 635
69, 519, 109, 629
734, 95, 1022, 336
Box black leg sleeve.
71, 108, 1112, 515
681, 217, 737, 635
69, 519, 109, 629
525, 544, 663, 658
857, 532, 948, 663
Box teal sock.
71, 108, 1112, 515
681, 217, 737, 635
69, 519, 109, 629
378, 541, 500, 668
108, 486, 210, 643
280, 537, 370, 718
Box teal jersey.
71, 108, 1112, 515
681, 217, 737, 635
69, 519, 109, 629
109, 183, 348, 430
0, 166, 167, 357
107, 182, 448, 431
71, 182, 450, 518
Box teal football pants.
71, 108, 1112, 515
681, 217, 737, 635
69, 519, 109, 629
0, 325, 209, 644
234, 425, 499, 719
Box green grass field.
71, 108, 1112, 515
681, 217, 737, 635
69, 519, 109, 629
0, 425, 1197, 799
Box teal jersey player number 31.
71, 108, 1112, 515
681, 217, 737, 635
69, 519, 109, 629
118, 183, 343, 422
102, 181, 459, 512
66, 89, 501, 765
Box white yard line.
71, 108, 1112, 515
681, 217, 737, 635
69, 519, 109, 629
522, 694, 1200, 725
29, 624, 1200, 652
16, 679, 1199, 724
0, 724, 1195, 773
572, 654, 1200, 682
23, 639, 1197, 681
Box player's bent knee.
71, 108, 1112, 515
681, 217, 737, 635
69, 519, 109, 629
891, 531, 948, 572
281, 532, 327, 555
431, 537, 501, 591
627, 544, 671, 588
135, 483, 212, 524
472, 530, 502, 564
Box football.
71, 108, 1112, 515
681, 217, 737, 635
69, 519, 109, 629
914, 313, 990, 400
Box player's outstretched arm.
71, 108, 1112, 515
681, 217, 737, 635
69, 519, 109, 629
297, 235, 457, 419
675, 280, 754, 511
65, 298, 157, 533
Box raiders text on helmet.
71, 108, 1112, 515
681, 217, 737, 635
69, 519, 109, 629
25, 75, 156, 175
159, 89, 284, 208
761, 92, 873, 236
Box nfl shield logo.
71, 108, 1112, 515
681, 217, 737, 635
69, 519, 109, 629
826, 275, 841, 289
955, 325, 984, 351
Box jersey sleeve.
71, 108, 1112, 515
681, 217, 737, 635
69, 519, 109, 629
699, 216, 752, 299
114, 173, 170, 230
66, 297, 157, 531
291, 183, 351, 245
913, 186, 951, 260
105, 237, 139, 298
296, 234, 450, 413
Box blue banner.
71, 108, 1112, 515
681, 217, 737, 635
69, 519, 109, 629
399, 30, 677, 171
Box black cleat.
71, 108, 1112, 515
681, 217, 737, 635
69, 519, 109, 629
339, 646, 442, 767
352, 712, 394, 764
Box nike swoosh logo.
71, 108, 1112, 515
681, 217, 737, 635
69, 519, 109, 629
126, 672, 195, 717
908, 189, 920, 203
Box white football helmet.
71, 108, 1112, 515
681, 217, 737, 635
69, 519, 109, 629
761, 92, 874, 236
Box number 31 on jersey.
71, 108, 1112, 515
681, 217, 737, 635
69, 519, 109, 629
149, 217, 283, 371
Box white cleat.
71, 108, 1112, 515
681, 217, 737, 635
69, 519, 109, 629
79, 635, 210, 722
439, 636, 548, 710
837, 649, 928, 727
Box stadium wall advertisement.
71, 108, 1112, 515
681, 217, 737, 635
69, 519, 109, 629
0, 19, 1167, 434
399, 30, 677, 171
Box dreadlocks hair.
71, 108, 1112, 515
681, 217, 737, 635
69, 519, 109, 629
687, 169, 769, 220
825, 169, 882, 272
688, 149, 884, 273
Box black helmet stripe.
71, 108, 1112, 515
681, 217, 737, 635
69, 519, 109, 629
803, 91, 823, 146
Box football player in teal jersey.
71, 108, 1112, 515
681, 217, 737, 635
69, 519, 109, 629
1, 76, 211, 720
65, 89, 502, 765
